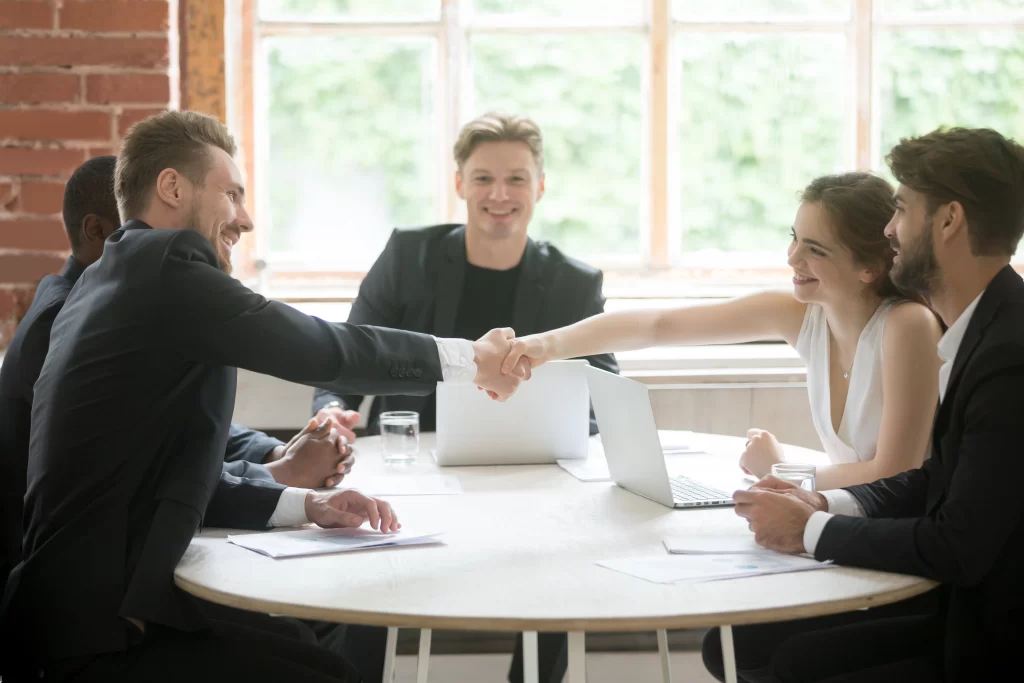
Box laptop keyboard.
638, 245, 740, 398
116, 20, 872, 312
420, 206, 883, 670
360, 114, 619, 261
670, 476, 734, 506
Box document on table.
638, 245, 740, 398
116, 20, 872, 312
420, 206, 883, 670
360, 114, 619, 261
228, 527, 444, 559
338, 474, 463, 496
557, 432, 705, 482
663, 536, 769, 555
597, 553, 835, 585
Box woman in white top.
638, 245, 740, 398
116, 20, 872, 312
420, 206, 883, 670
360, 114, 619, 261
503, 172, 942, 491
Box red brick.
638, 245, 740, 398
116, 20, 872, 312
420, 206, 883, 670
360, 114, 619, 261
0, 37, 169, 69
87, 146, 118, 158
0, 218, 69, 251
61, 1, 169, 32
117, 107, 165, 136
0, 1, 53, 30
86, 73, 168, 104
0, 147, 85, 177
0, 182, 16, 212
0, 73, 80, 104
0, 253, 67, 284
0, 110, 111, 142
20, 182, 66, 215
0, 286, 34, 320
0, 289, 15, 318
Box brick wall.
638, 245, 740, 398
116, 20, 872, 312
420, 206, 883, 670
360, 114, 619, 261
0, 0, 172, 348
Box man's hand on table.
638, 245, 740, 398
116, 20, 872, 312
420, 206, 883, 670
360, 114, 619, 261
304, 489, 400, 533
733, 475, 829, 554
266, 417, 355, 488
472, 327, 531, 401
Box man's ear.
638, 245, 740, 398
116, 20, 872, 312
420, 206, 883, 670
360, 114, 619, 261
536, 171, 546, 203
939, 200, 967, 246
455, 170, 465, 200
155, 168, 185, 208
80, 215, 106, 245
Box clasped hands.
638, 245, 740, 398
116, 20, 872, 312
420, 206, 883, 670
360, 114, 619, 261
733, 475, 830, 554
472, 328, 551, 401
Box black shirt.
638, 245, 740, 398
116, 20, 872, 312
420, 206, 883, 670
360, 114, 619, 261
453, 261, 522, 342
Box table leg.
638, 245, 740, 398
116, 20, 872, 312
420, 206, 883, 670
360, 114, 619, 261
721, 625, 737, 683
416, 628, 432, 683
567, 631, 586, 683
523, 630, 539, 683
656, 629, 672, 683
382, 626, 399, 683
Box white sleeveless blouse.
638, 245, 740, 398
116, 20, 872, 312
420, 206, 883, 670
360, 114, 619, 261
795, 300, 896, 464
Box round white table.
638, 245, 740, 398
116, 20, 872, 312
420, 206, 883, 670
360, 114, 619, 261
175, 432, 935, 683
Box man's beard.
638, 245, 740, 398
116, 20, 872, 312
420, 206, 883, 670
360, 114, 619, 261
891, 219, 939, 297
186, 202, 232, 274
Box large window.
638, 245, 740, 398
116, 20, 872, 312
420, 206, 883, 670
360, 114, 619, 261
228, 0, 1024, 297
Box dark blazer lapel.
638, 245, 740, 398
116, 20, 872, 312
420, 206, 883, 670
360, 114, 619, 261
512, 238, 545, 334
432, 226, 467, 338
935, 266, 1020, 428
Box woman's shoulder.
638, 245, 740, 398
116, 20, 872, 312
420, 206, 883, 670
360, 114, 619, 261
884, 300, 943, 338
882, 300, 944, 357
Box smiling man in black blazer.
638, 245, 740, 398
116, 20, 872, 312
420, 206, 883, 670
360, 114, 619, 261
0, 111, 531, 683
313, 112, 618, 438
312, 112, 618, 683
718, 127, 1024, 682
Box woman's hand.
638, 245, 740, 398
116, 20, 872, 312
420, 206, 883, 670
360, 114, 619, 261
738, 428, 784, 478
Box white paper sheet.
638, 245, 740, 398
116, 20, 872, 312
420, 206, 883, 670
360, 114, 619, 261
558, 433, 706, 483
227, 527, 444, 559
557, 455, 611, 482
662, 536, 769, 555
338, 475, 463, 496
597, 553, 836, 585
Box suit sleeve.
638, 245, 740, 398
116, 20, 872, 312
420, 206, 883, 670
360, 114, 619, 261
203, 468, 285, 530
576, 271, 619, 434
312, 229, 404, 415
223, 423, 283, 464
159, 231, 441, 396
816, 351, 1024, 587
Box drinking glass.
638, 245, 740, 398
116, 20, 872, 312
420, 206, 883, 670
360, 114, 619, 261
771, 463, 816, 492
380, 411, 419, 464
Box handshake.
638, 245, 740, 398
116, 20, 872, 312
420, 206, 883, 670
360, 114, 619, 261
469, 327, 551, 401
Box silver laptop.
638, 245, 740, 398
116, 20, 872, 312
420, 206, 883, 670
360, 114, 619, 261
434, 360, 590, 466
585, 365, 734, 509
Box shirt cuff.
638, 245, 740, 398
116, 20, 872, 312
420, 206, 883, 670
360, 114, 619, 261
434, 337, 477, 383
821, 490, 865, 517
267, 487, 310, 528
803, 511, 834, 555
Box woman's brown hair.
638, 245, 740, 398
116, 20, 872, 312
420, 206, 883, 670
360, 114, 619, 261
801, 172, 926, 306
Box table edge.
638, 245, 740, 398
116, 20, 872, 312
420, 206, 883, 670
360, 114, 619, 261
173, 574, 938, 632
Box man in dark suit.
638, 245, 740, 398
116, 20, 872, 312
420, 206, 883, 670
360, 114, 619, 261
0, 156, 363, 606
312, 112, 618, 683
313, 112, 617, 439
716, 127, 1024, 682
0, 111, 529, 683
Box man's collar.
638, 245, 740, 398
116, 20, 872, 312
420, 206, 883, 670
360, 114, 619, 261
937, 290, 985, 363
60, 255, 86, 285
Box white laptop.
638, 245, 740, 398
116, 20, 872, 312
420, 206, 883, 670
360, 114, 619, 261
434, 360, 590, 466
585, 365, 734, 509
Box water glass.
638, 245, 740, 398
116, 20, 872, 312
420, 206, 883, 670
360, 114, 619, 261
380, 411, 419, 464
771, 463, 816, 492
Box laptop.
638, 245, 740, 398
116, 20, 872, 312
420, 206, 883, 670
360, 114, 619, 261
585, 365, 734, 509
434, 360, 590, 466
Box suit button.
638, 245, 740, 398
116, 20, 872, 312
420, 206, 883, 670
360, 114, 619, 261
413, 368, 423, 378
390, 368, 399, 378
399, 369, 406, 378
